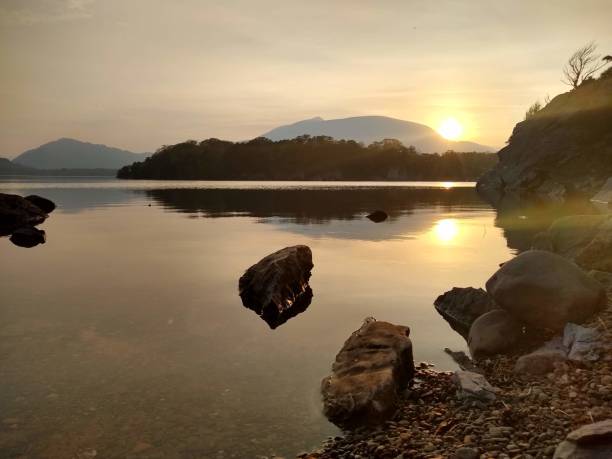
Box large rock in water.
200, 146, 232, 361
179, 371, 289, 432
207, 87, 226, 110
554, 419, 612, 458
9, 226, 46, 248
434, 287, 497, 339
321, 319, 414, 428
238, 245, 313, 329
477, 74, 612, 205
0, 192, 48, 234
24, 195, 56, 214
467, 309, 525, 360
486, 250, 606, 331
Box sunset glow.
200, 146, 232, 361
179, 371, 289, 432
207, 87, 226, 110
433, 218, 460, 243
437, 118, 464, 141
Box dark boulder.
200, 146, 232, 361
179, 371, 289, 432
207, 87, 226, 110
10, 226, 46, 248
434, 287, 497, 339
0, 193, 48, 233
238, 245, 313, 329
25, 195, 56, 213
366, 210, 388, 223
321, 319, 414, 428
468, 309, 525, 360
486, 250, 607, 331
554, 419, 612, 458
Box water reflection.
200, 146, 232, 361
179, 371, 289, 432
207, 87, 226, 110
433, 219, 460, 243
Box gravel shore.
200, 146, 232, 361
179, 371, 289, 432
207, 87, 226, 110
302, 297, 612, 459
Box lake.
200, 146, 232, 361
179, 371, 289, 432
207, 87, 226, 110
1, 178, 521, 458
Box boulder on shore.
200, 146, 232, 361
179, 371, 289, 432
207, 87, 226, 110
238, 245, 313, 329
467, 309, 525, 360
434, 287, 498, 339
486, 250, 607, 331
0, 192, 48, 234
321, 319, 414, 428
514, 337, 568, 376
553, 419, 612, 458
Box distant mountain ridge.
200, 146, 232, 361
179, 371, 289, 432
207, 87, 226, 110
261, 116, 493, 153
13, 138, 149, 170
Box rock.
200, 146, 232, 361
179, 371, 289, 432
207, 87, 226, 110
321, 319, 414, 428
544, 215, 608, 259
451, 370, 496, 403
24, 195, 56, 213
467, 310, 525, 360
434, 287, 498, 339
453, 447, 479, 459
514, 337, 568, 375
588, 270, 612, 291
553, 419, 612, 458
563, 323, 600, 362
486, 250, 607, 331
591, 177, 612, 205
444, 348, 482, 373
238, 245, 313, 329
575, 218, 612, 272
0, 192, 48, 234
366, 210, 388, 223
9, 226, 46, 248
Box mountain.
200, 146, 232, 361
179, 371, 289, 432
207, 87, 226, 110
0, 157, 35, 175
477, 68, 612, 205
0, 157, 117, 176
261, 116, 493, 153
13, 138, 149, 170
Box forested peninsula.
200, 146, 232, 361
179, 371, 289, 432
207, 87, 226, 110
117, 136, 497, 181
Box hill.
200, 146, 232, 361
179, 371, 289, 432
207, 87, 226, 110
117, 136, 497, 180
13, 138, 149, 170
477, 69, 612, 205
261, 116, 493, 153
0, 157, 116, 176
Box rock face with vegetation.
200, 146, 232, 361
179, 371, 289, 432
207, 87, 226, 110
477, 72, 612, 204
486, 250, 606, 331
321, 319, 414, 428
238, 245, 313, 329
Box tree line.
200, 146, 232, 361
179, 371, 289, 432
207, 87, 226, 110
117, 136, 497, 181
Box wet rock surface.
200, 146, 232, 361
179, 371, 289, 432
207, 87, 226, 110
434, 287, 498, 339
321, 319, 414, 428
238, 245, 313, 329
486, 250, 607, 331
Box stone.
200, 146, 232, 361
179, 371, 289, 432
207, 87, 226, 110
366, 210, 388, 223
575, 219, 612, 273
468, 309, 525, 360
0, 192, 48, 234
321, 319, 414, 428
591, 177, 612, 205
453, 447, 479, 459
24, 195, 56, 213
486, 250, 607, 331
553, 419, 612, 458
451, 370, 496, 403
514, 337, 568, 375
588, 270, 612, 291
434, 287, 498, 339
9, 226, 46, 248
563, 323, 600, 362
238, 245, 313, 329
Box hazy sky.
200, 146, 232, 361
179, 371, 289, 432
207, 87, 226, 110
1, 0, 611, 156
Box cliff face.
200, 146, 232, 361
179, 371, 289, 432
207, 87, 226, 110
477, 73, 612, 205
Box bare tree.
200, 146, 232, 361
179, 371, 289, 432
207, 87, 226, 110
562, 42, 608, 88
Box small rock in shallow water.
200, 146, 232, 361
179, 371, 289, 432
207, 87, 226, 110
366, 210, 388, 223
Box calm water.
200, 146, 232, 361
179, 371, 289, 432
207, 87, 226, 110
0, 178, 519, 458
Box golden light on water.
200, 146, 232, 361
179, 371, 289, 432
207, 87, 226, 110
441, 181, 454, 189
437, 117, 464, 140
433, 218, 459, 243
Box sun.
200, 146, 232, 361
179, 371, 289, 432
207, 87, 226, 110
437, 117, 464, 141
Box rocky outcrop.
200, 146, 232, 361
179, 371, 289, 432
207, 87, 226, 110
486, 250, 607, 331
24, 195, 56, 214
467, 309, 525, 360
434, 287, 497, 339
321, 319, 414, 428
238, 245, 313, 329
554, 419, 612, 458
0, 192, 48, 233
477, 74, 612, 205
366, 210, 388, 223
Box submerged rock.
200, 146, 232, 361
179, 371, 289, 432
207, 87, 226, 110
238, 245, 313, 329
467, 309, 525, 360
451, 370, 496, 403
0, 192, 48, 234
366, 210, 388, 223
9, 226, 46, 248
486, 250, 607, 331
321, 319, 414, 428
554, 419, 612, 458
434, 287, 497, 339
24, 195, 56, 214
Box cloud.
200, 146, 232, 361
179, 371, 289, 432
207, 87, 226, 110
0, 0, 95, 26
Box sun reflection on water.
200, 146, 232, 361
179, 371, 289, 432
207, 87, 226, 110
433, 218, 459, 243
